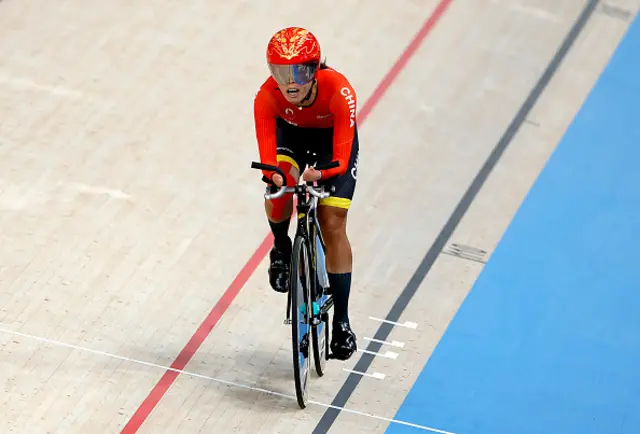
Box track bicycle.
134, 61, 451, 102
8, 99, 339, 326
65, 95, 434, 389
250, 160, 338, 408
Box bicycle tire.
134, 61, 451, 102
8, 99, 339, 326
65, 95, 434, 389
290, 235, 311, 409
312, 301, 329, 377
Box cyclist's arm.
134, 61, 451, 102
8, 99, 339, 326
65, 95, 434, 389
321, 85, 358, 179
253, 88, 279, 180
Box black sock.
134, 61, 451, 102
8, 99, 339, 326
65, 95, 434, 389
269, 219, 291, 253
329, 272, 351, 325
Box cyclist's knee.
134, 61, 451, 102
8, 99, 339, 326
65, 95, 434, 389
318, 206, 348, 236
266, 196, 293, 222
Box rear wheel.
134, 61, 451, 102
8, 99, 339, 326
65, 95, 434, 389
290, 235, 312, 408
312, 298, 329, 376
310, 217, 330, 377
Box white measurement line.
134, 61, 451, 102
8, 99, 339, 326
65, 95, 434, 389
0, 325, 456, 433
364, 337, 405, 348
343, 368, 385, 379
369, 316, 417, 329
358, 348, 399, 360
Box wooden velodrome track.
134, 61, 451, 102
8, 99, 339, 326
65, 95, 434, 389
0, 0, 637, 432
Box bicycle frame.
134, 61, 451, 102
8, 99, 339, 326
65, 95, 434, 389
250, 160, 337, 323
251, 159, 340, 399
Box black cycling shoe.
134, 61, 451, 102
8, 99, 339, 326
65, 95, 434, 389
330, 321, 357, 361
268, 246, 291, 293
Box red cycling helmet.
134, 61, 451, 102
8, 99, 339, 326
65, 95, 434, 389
266, 27, 321, 85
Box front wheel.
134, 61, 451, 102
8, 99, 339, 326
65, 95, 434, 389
290, 235, 312, 408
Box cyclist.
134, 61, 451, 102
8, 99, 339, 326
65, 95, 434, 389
253, 26, 359, 361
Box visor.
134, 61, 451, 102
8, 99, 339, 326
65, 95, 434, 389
268, 62, 319, 85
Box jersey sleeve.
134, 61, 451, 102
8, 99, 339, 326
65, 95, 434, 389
253, 85, 279, 180
323, 81, 357, 179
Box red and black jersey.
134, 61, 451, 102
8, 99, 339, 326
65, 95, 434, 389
253, 67, 357, 180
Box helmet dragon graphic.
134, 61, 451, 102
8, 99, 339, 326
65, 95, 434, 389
267, 27, 321, 64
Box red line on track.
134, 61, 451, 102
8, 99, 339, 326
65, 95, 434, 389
120, 1, 452, 432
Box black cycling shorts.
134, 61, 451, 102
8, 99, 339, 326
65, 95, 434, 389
275, 117, 359, 210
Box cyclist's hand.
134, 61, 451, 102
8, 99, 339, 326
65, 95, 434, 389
271, 173, 284, 187
302, 167, 322, 182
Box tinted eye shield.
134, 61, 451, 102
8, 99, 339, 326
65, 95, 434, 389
268, 62, 319, 85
